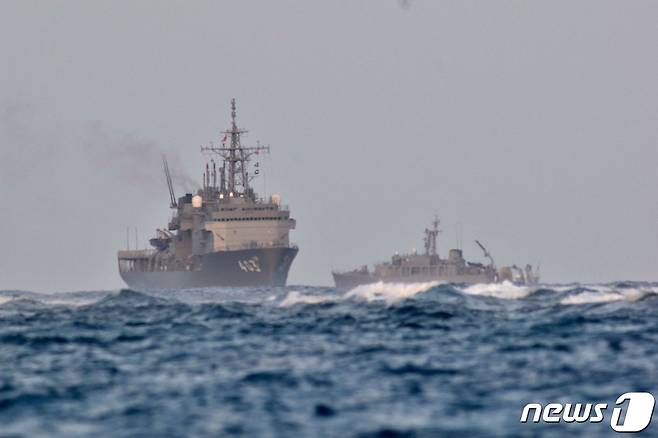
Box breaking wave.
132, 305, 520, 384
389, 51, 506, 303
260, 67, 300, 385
459, 280, 533, 300
280, 290, 337, 307
559, 284, 658, 305
278, 281, 658, 309
344, 281, 440, 304
280, 281, 441, 307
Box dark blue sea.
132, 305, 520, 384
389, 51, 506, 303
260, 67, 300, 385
1, 281, 657, 437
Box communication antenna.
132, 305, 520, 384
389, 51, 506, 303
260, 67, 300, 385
211, 159, 217, 190
262, 150, 267, 199
255, 140, 268, 199
458, 222, 463, 250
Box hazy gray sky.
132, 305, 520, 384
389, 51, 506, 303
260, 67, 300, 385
1, 1, 656, 291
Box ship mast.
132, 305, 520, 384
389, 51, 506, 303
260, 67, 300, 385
424, 216, 441, 256
228, 99, 241, 194
200, 99, 270, 198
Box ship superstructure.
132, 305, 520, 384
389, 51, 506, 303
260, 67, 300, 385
118, 99, 297, 289
333, 218, 539, 288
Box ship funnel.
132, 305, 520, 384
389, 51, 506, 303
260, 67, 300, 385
271, 194, 281, 206
192, 195, 203, 208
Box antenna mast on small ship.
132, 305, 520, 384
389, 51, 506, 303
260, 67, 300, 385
424, 216, 441, 256
200, 99, 270, 198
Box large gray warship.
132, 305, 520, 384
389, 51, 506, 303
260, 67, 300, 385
333, 218, 539, 288
118, 99, 297, 289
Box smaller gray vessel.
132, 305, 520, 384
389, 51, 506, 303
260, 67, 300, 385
332, 217, 539, 288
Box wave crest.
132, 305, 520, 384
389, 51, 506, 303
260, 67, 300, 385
280, 291, 337, 307
560, 286, 658, 305
94, 289, 169, 307
459, 281, 533, 300
280, 282, 440, 307
345, 281, 440, 304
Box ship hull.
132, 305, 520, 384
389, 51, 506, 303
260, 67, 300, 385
120, 247, 298, 290
332, 271, 495, 289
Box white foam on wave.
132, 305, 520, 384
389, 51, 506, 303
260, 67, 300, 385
0, 291, 113, 308
560, 286, 657, 305
280, 281, 440, 307
551, 284, 581, 293
280, 291, 337, 307
344, 281, 440, 304
40, 297, 105, 307
460, 281, 533, 300
560, 292, 625, 305
281, 280, 536, 307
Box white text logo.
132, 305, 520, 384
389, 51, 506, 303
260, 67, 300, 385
520, 392, 655, 433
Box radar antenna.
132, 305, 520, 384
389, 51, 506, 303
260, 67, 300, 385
200, 99, 270, 198
475, 240, 495, 267
162, 154, 177, 208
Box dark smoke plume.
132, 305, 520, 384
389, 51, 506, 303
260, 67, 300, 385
81, 121, 199, 195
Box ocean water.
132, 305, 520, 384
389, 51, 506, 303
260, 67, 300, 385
1, 281, 657, 437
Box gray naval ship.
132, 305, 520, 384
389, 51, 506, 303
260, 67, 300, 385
118, 99, 297, 289
333, 218, 539, 288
